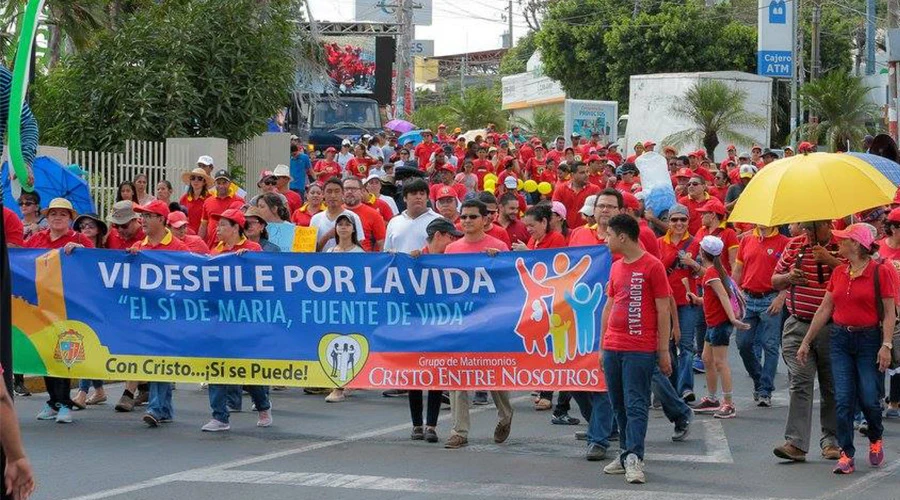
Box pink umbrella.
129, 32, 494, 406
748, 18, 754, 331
386, 119, 416, 134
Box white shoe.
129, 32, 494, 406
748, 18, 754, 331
624, 454, 646, 484
201, 419, 230, 432
603, 458, 626, 475
325, 389, 345, 403
257, 410, 273, 427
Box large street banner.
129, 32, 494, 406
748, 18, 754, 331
10, 247, 610, 391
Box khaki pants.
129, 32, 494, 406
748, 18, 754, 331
450, 391, 513, 438
781, 316, 837, 453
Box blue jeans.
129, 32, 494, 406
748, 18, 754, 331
652, 366, 693, 427
737, 293, 782, 397
571, 391, 616, 448
209, 385, 270, 423
78, 379, 103, 392
226, 386, 243, 411
674, 305, 700, 395
147, 382, 173, 420
829, 325, 884, 458
603, 350, 656, 462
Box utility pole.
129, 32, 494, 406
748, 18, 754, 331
791, 0, 799, 147
811, 3, 821, 81
890, 0, 900, 141
508, 0, 514, 48
867, 0, 876, 75
394, 0, 414, 119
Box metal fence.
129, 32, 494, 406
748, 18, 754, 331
231, 133, 291, 188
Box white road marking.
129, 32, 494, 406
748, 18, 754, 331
821, 457, 900, 500
174, 469, 791, 500
646, 419, 733, 464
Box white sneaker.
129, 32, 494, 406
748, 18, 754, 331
624, 454, 646, 484
201, 419, 230, 432
325, 389, 345, 403
36, 404, 58, 421
257, 410, 273, 427
603, 458, 626, 475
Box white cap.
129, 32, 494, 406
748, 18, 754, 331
364, 172, 382, 184
504, 176, 518, 189
197, 155, 214, 166
341, 139, 352, 146
272, 164, 292, 180
290, 134, 299, 140
739, 164, 758, 178
580, 195, 597, 217
700, 235, 724, 256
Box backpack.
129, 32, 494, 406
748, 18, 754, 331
727, 277, 746, 320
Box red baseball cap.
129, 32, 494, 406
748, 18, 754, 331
587, 154, 603, 163
436, 186, 456, 200
325, 147, 337, 153
212, 208, 246, 227
438, 163, 457, 174
167, 211, 189, 228
888, 207, 900, 222
643, 140, 656, 148
798, 141, 814, 152
133, 200, 169, 218
622, 191, 640, 210
698, 198, 726, 217
675, 167, 694, 178
727, 144, 736, 151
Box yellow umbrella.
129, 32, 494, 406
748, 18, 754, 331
729, 152, 896, 226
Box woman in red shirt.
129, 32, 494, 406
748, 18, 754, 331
291, 183, 325, 227
687, 235, 749, 420
878, 208, 900, 417
179, 168, 212, 233
25, 198, 95, 424
796, 224, 895, 474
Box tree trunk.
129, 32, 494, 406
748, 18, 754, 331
704, 133, 719, 162
48, 24, 61, 69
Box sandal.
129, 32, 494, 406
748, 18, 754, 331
534, 398, 552, 411
86, 390, 107, 405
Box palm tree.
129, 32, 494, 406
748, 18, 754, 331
447, 86, 507, 131
796, 72, 878, 152
512, 106, 563, 140
663, 79, 766, 161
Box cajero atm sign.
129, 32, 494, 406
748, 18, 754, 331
757, 0, 793, 78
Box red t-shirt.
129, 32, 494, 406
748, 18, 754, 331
695, 225, 739, 275
638, 219, 660, 259
526, 230, 567, 250
691, 166, 714, 184
202, 196, 243, 225
132, 230, 189, 252
345, 203, 386, 251
827, 262, 897, 327
179, 192, 208, 233
291, 204, 323, 227
658, 232, 700, 306
677, 193, 711, 235
4, 206, 24, 246
346, 157, 376, 179
502, 219, 530, 245
604, 253, 670, 353
736, 229, 790, 293
552, 181, 601, 229
879, 239, 900, 261
445, 234, 510, 254
366, 197, 394, 223
281, 189, 303, 215
106, 227, 146, 250
211, 237, 263, 255
313, 159, 342, 182
414, 142, 441, 168
24, 229, 95, 249
546, 149, 565, 166
702, 266, 730, 327
429, 182, 467, 204
181, 234, 210, 254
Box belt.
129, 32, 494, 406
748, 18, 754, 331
791, 314, 813, 324
833, 324, 880, 333
742, 289, 776, 299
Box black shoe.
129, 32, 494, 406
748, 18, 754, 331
472, 392, 489, 406
441, 392, 451, 408
13, 380, 30, 397
586, 443, 607, 461
425, 428, 439, 443
411, 426, 424, 440
682, 391, 696, 403
143, 414, 160, 428
758, 396, 772, 407
672, 421, 691, 442
551, 414, 580, 425
383, 389, 408, 398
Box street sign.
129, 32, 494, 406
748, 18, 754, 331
757, 0, 793, 78
411, 39, 434, 57
355, 0, 433, 26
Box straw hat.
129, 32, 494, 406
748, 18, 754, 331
181, 167, 213, 185
42, 198, 78, 219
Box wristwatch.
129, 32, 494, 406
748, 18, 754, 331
883, 342, 893, 350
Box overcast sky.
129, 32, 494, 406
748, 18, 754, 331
308, 0, 530, 56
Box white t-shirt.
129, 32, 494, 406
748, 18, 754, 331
310, 209, 366, 252
380, 195, 399, 216
337, 152, 354, 169
383, 208, 441, 253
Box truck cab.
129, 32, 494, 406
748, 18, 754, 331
288, 95, 383, 156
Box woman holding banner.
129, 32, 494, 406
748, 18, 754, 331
203, 208, 272, 432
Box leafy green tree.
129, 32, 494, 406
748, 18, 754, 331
796, 71, 878, 151
512, 106, 563, 140
446, 86, 507, 131
411, 104, 456, 131
33, 0, 319, 151
662, 80, 766, 162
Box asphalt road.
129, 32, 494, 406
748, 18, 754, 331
11, 348, 900, 500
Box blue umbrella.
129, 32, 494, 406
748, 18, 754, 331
398, 130, 424, 147
848, 152, 900, 186
2, 156, 95, 217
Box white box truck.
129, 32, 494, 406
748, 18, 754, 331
622, 71, 773, 160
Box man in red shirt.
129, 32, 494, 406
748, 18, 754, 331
273, 164, 303, 214
569, 189, 622, 250
130, 200, 188, 427
687, 151, 714, 184
606, 143, 623, 166
3, 205, 24, 246
615, 163, 640, 193
105, 200, 145, 250
167, 211, 210, 253
621, 192, 660, 259
545, 136, 566, 166
694, 199, 738, 274
472, 145, 494, 190
552, 162, 601, 229
719, 144, 738, 172
496, 191, 529, 245
444, 199, 511, 450
414, 129, 441, 167
731, 225, 789, 407
313, 147, 342, 183
434, 186, 460, 223
25, 198, 95, 424
199, 169, 244, 244
429, 163, 466, 203
475, 192, 513, 248
771, 220, 842, 462
342, 177, 386, 251
677, 174, 711, 235
600, 213, 672, 483
436, 123, 450, 144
